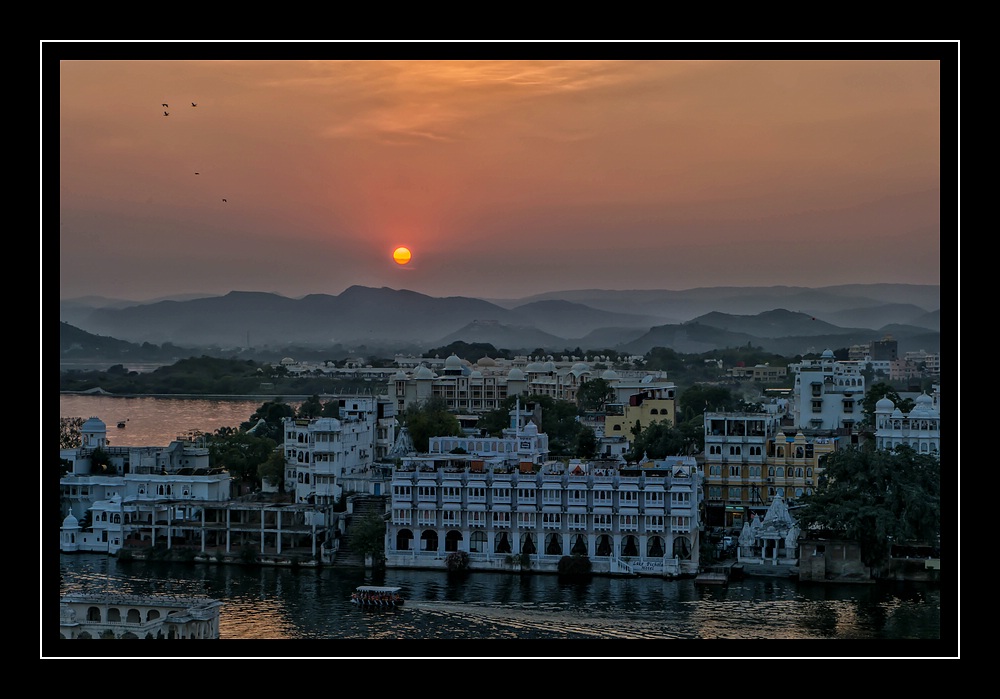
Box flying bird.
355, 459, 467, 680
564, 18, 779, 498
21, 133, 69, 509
222, 198, 227, 203
191, 102, 197, 107
162, 103, 168, 107
163, 111, 169, 116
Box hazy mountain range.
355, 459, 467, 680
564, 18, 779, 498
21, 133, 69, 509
59, 283, 941, 360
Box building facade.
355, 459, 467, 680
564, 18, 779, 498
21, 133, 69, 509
384, 415, 702, 577
60, 594, 222, 640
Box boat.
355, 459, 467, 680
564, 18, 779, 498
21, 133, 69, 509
351, 585, 404, 609
117, 420, 127, 429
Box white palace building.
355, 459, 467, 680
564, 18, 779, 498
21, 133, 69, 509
383, 402, 702, 577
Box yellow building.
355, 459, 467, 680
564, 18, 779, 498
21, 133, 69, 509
604, 386, 676, 440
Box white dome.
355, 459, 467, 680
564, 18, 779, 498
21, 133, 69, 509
62, 508, 79, 528
415, 365, 435, 380
821, 349, 835, 359
875, 396, 895, 411
572, 362, 590, 372
525, 362, 545, 373
522, 421, 539, 436
280, 357, 296, 365
507, 367, 525, 381
602, 369, 619, 380
81, 416, 106, 432
470, 370, 482, 378
394, 370, 407, 380
477, 356, 497, 367
445, 354, 463, 369
543, 361, 556, 372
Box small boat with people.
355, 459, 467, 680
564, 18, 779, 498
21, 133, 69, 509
117, 420, 127, 429
351, 585, 404, 609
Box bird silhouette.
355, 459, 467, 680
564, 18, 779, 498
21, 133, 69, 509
162, 103, 168, 107
222, 198, 227, 203
191, 102, 198, 107
163, 111, 169, 117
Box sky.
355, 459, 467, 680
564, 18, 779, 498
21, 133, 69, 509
51, 43, 954, 302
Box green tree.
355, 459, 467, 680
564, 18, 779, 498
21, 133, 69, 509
860, 383, 915, 427
574, 426, 598, 459
576, 377, 615, 411
677, 384, 741, 422
208, 429, 278, 489
60, 417, 84, 449
241, 400, 296, 442
402, 396, 462, 452
350, 511, 386, 562
627, 422, 688, 460
257, 448, 288, 494
794, 445, 940, 576
297, 394, 324, 418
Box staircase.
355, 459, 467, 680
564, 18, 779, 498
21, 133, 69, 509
335, 495, 389, 567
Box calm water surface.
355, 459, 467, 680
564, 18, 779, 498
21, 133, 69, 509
53, 395, 952, 653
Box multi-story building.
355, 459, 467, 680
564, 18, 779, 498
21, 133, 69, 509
281, 395, 395, 506
384, 417, 702, 577
603, 385, 677, 443
873, 391, 941, 457
390, 353, 675, 418
60, 416, 335, 559
789, 349, 865, 433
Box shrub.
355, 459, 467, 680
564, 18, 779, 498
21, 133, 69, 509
558, 554, 592, 577
446, 550, 469, 572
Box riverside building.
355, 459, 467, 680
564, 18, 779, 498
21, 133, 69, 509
383, 403, 702, 577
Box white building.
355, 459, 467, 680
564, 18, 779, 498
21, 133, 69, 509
384, 415, 702, 577
60, 416, 334, 559
873, 391, 941, 457
789, 349, 865, 432
60, 593, 223, 640
281, 395, 396, 506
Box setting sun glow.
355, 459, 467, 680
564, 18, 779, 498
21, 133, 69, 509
392, 246, 411, 265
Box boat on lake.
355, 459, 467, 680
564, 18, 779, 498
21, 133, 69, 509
351, 585, 404, 609
117, 420, 127, 428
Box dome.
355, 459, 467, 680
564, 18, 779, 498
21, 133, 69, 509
543, 361, 556, 372
522, 421, 539, 436
875, 396, 895, 411
525, 362, 545, 373
81, 416, 106, 432
821, 349, 835, 359
507, 367, 525, 381
62, 508, 79, 529
415, 365, 435, 380
394, 370, 407, 380
470, 370, 482, 378
477, 356, 497, 367
280, 357, 296, 365
445, 354, 463, 369
572, 362, 590, 372
602, 369, 619, 380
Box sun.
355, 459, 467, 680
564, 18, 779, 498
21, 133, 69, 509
392, 246, 412, 265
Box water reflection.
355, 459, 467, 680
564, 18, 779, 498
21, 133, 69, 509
55, 554, 943, 648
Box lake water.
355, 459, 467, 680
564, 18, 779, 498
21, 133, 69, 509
52, 394, 954, 654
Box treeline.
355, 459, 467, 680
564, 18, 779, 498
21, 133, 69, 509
59, 356, 385, 396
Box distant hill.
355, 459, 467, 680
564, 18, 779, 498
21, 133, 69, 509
60, 283, 942, 359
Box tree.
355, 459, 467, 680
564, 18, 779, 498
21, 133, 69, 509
208, 429, 278, 489
240, 400, 296, 442
60, 417, 84, 449
861, 383, 915, 427
626, 422, 687, 460
677, 384, 742, 422
794, 445, 940, 576
350, 511, 386, 562
574, 426, 598, 459
576, 377, 615, 411
402, 396, 461, 452
257, 448, 288, 494
297, 394, 324, 418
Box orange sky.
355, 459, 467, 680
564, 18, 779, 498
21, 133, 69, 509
51, 44, 953, 302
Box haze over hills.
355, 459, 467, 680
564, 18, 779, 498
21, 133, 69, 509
59, 283, 941, 360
